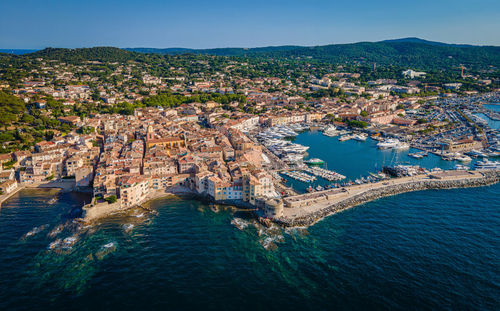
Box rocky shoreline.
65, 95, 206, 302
273, 170, 500, 228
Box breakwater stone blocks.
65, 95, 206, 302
274, 170, 500, 227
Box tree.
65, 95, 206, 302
347, 120, 369, 128
360, 110, 368, 117
417, 118, 427, 124
105, 195, 117, 204
21, 114, 34, 123
0, 91, 25, 129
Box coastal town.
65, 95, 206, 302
3, 0, 500, 309
0, 48, 499, 225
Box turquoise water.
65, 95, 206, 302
282, 131, 468, 193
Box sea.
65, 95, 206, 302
0, 49, 38, 55
1, 129, 499, 310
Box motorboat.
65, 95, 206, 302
377, 138, 400, 149
474, 159, 500, 170
394, 142, 410, 150
455, 154, 472, 162
339, 135, 353, 142
408, 152, 424, 159
352, 133, 368, 141
305, 158, 325, 165
466, 149, 488, 158
454, 164, 469, 170
323, 126, 339, 137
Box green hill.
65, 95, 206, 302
28, 47, 139, 63
127, 38, 500, 70
18, 38, 500, 71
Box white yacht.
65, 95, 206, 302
352, 133, 368, 141
394, 142, 410, 150
455, 154, 472, 162
454, 164, 469, 170
339, 135, 353, 142
474, 160, 500, 170
323, 126, 339, 137
466, 150, 488, 158
377, 138, 401, 149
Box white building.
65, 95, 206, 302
402, 70, 426, 79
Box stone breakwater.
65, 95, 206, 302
274, 171, 500, 228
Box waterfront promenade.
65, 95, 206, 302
276, 170, 500, 227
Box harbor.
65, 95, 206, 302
274, 129, 483, 193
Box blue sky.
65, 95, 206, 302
1, 0, 499, 48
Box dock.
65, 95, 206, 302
303, 167, 346, 181
281, 170, 316, 183
0, 185, 25, 207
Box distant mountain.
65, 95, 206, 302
16, 38, 500, 70
381, 37, 474, 48
125, 45, 302, 56
126, 38, 500, 69
127, 47, 194, 54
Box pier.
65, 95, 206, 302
274, 170, 500, 227
281, 170, 317, 183
0, 186, 25, 207
303, 167, 346, 181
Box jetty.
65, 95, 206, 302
274, 170, 500, 227
0, 185, 25, 207
303, 167, 346, 181
282, 170, 316, 183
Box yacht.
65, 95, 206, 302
466, 149, 488, 158
455, 154, 472, 162
394, 142, 410, 150
352, 133, 368, 141
377, 139, 401, 149
323, 126, 339, 137
454, 164, 469, 170
474, 160, 500, 170
305, 158, 325, 165
408, 152, 424, 159
339, 135, 353, 142
315, 185, 324, 191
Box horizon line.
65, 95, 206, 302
1, 37, 500, 51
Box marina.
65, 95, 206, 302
255, 124, 311, 165
278, 129, 476, 193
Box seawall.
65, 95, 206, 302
274, 170, 500, 228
